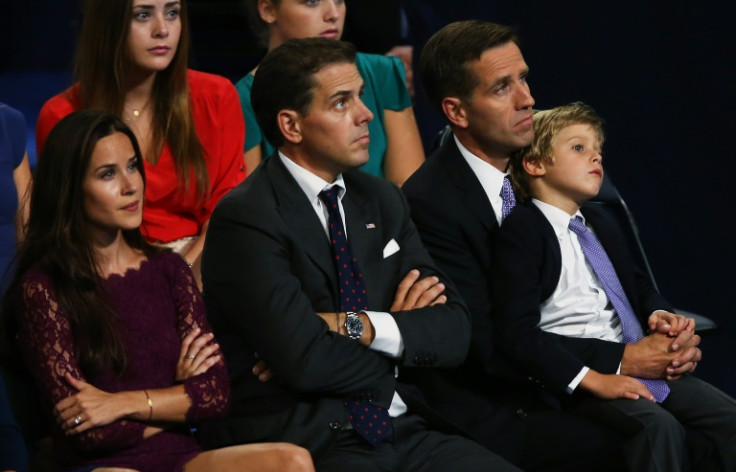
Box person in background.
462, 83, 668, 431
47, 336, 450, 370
35, 0, 246, 289
4, 110, 313, 472
239, 0, 424, 186
0, 102, 32, 472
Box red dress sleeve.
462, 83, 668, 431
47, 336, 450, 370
16, 269, 146, 452
35, 87, 79, 155
190, 70, 247, 227
166, 253, 231, 421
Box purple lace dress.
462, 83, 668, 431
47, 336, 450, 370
17, 251, 230, 472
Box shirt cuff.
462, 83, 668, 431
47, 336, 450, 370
567, 366, 590, 394
364, 311, 404, 358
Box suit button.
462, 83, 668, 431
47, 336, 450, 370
329, 421, 342, 431
516, 408, 527, 419
413, 356, 421, 365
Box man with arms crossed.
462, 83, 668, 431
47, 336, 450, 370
199, 37, 519, 472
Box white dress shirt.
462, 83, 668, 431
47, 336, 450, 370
455, 135, 510, 226
280, 152, 407, 416
532, 199, 624, 392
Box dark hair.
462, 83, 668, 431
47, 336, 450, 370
419, 20, 518, 113
3, 110, 157, 376
510, 102, 605, 202
243, 0, 272, 49
72, 0, 209, 201
251, 37, 357, 148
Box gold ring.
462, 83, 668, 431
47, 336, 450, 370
185, 354, 196, 360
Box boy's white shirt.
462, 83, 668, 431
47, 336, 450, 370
532, 199, 624, 392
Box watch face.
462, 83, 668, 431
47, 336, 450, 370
346, 313, 364, 339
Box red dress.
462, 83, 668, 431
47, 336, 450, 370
36, 70, 247, 243
17, 251, 230, 472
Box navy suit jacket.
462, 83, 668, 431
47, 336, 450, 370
403, 137, 547, 453
493, 202, 674, 394
199, 153, 470, 459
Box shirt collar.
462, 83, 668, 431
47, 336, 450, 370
279, 151, 346, 202
454, 134, 508, 198
532, 199, 586, 238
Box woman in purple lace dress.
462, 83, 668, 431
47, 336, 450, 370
2, 110, 314, 472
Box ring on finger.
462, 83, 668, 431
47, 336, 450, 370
73, 415, 83, 426
185, 354, 196, 360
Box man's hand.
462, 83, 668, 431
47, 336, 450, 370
390, 269, 447, 311
621, 331, 701, 380
252, 352, 273, 382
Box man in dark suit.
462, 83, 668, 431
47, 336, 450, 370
401, 21, 702, 471
198, 37, 519, 471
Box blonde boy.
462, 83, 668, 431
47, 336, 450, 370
493, 102, 736, 472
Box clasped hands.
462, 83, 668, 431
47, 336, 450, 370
621, 310, 701, 381
580, 311, 701, 402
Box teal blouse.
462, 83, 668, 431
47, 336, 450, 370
235, 52, 412, 178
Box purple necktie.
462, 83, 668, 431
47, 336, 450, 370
318, 188, 393, 445
568, 216, 670, 403
500, 175, 516, 221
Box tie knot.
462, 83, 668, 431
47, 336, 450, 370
568, 216, 587, 235
318, 188, 340, 208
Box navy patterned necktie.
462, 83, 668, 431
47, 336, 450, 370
500, 175, 517, 221
318, 188, 393, 445
569, 216, 670, 402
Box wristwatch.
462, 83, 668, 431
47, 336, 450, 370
345, 312, 364, 340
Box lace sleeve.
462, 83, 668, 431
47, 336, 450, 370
168, 255, 231, 422
16, 271, 146, 452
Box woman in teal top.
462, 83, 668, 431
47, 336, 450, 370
238, 0, 424, 186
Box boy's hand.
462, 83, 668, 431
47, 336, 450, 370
580, 370, 655, 401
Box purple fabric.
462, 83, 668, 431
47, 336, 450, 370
500, 175, 516, 221
17, 250, 230, 471
568, 216, 670, 402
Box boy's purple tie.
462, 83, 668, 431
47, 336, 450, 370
318, 188, 393, 446
500, 175, 516, 221
568, 216, 670, 403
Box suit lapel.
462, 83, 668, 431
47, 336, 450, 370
441, 138, 500, 233
266, 155, 338, 292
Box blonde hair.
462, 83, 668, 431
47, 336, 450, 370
510, 102, 604, 201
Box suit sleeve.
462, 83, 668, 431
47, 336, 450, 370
492, 211, 624, 393
203, 197, 397, 403
404, 189, 495, 371
384, 185, 472, 368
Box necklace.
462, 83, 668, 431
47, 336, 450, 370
124, 99, 151, 120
